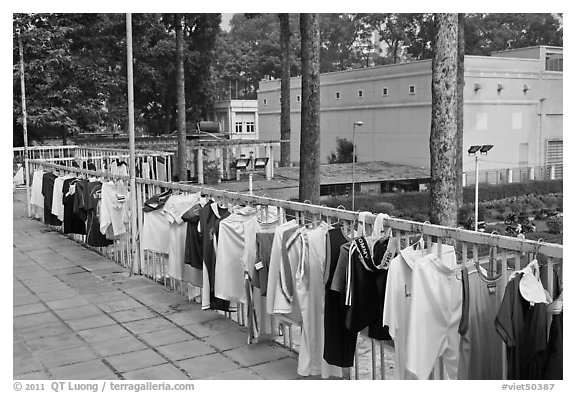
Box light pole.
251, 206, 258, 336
352, 121, 363, 210
468, 144, 493, 231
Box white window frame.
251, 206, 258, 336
335, 91, 341, 100
296, 95, 301, 102
263, 99, 267, 106
382, 87, 388, 97
408, 85, 416, 95
235, 122, 243, 133
358, 90, 363, 98
245, 122, 255, 133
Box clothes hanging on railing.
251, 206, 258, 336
457, 265, 506, 380
99, 181, 129, 240
42, 172, 61, 226
62, 178, 86, 235
84, 180, 113, 247
495, 262, 551, 380
30, 170, 45, 219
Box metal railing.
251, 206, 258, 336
24, 158, 563, 380
464, 165, 562, 187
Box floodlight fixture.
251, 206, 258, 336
479, 145, 493, 154
468, 145, 481, 155
235, 158, 251, 169
254, 157, 269, 169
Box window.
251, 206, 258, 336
245, 122, 255, 133
358, 90, 363, 98
335, 92, 341, 99
235, 122, 243, 133
296, 95, 301, 102
382, 87, 388, 97
409, 85, 416, 95
263, 99, 267, 106
545, 53, 563, 71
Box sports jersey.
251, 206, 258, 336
324, 227, 356, 368
543, 312, 562, 380
99, 181, 129, 238
42, 172, 61, 226
30, 170, 45, 219
495, 274, 548, 379
183, 204, 203, 270
141, 210, 170, 254
52, 175, 72, 222
458, 266, 506, 380
406, 246, 461, 380
199, 202, 231, 311
294, 224, 342, 378
84, 181, 113, 247
382, 246, 424, 380
62, 178, 86, 235
214, 206, 260, 302
163, 193, 202, 280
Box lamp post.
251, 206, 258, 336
468, 144, 493, 231
352, 121, 363, 210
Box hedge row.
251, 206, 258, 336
323, 180, 563, 221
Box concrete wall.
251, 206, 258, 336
258, 47, 562, 174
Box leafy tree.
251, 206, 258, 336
327, 137, 355, 164
319, 14, 365, 71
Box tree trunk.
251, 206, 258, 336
430, 13, 458, 227
175, 13, 187, 181
456, 13, 465, 209
299, 13, 321, 203
279, 13, 291, 167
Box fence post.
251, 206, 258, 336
462, 172, 467, 187
506, 168, 513, 183
529, 167, 535, 181
197, 147, 204, 184
549, 165, 556, 180
265, 144, 272, 181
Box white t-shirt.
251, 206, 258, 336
51, 175, 72, 222
99, 181, 129, 237
141, 210, 170, 254
30, 170, 45, 219
162, 193, 202, 280
214, 206, 260, 302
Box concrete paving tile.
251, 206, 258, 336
105, 349, 167, 373
17, 321, 72, 340
13, 303, 48, 317
53, 305, 104, 321
96, 298, 143, 313
223, 342, 289, 367
156, 340, 216, 361
35, 289, 78, 302
77, 325, 131, 344
51, 266, 88, 276
46, 297, 91, 310
89, 292, 133, 305
76, 283, 118, 295
122, 363, 189, 380
165, 309, 222, 326
182, 317, 240, 338
24, 332, 85, 352
108, 307, 158, 323
204, 368, 264, 380
14, 294, 40, 307
66, 314, 117, 331
177, 353, 240, 379
35, 345, 98, 368
13, 354, 44, 375
122, 317, 175, 335
90, 336, 148, 357
14, 370, 50, 380
203, 330, 250, 351
14, 312, 60, 329
49, 359, 119, 380
139, 327, 193, 347
249, 357, 300, 380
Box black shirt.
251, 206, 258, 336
62, 178, 86, 235
495, 274, 548, 379
42, 172, 61, 226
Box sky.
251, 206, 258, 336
221, 13, 233, 31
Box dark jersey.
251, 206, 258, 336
183, 204, 203, 270
84, 181, 113, 247
495, 274, 548, 379
62, 178, 86, 235
323, 227, 357, 368
42, 172, 61, 226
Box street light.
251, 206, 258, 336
352, 121, 363, 210
468, 144, 493, 231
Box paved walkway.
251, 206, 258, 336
13, 190, 302, 380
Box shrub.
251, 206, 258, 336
413, 213, 429, 223
376, 202, 396, 215
463, 180, 562, 203
203, 160, 221, 185
546, 216, 563, 234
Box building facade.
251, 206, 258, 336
257, 46, 563, 180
